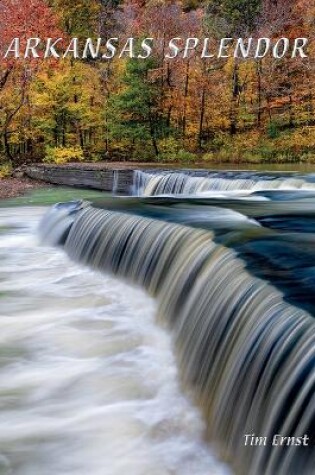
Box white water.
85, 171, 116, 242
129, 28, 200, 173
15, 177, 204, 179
134, 170, 315, 196
0, 207, 230, 475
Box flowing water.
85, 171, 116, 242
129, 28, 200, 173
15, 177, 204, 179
0, 204, 231, 475
133, 170, 315, 196
2, 169, 315, 475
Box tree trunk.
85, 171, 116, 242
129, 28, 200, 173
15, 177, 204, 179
3, 129, 12, 160
230, 61, 239, 136
182, 61, 190, 139
149, 112, 159, 157
256, 61, 262, 128
198, 87, 206, 149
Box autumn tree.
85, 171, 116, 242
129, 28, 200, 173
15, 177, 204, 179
0, 0, 62, 161
206, 0, 262, 35
0, 0, 314, 165
49, 0, 101, 37
28, 62, 103, 155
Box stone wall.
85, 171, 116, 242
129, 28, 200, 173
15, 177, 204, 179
25, 165, 135, 195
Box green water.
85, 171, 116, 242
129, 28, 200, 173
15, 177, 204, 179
0, 187, 107, 207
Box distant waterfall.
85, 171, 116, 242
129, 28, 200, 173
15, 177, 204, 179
133, 170, 315, 196
40, 203, 315, 475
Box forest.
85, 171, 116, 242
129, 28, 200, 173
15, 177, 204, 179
0, 0, 314, 171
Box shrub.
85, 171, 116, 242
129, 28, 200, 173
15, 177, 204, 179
175, 149, 196, 162
155, 138, 196, 162
44, 146, 84, 165
211, 133, 226, 150
158, 137, 180, 156
266, 121, 280, 139
0, 162, 12, 179
131, 144, 155, 162
87, 153, 103, 162
240, 151, 262, 163
299, 152, 315, 163
202, 152, 215, 162
158, 149, 196, 163
215, 149, 233, 163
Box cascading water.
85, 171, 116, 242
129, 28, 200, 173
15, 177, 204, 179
0, 205, 230, 475
133, 170, 315, 196
4, 169, 315, 475
39, 194, 315, 475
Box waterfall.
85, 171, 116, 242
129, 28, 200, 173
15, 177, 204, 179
112, 170, 119, 195
40, 203, 315, 475
133, 170, 315, 196
38, 200, 85, 246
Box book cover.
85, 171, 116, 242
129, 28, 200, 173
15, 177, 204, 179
0, 1, 314, 474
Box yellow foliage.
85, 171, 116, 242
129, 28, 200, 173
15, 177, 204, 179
0, 163, 12, 179
44, 146, 84, 165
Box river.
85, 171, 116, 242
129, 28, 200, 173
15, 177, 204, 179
0, 195, 230, 475
1, 169, 315, 475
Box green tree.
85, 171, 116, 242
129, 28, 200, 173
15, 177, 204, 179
108, 56, 166, 157
206, 0, 262, 35
49, 0, 101, 37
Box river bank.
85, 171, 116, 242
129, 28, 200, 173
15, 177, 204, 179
0, 177, 46, 200
3, 159, 315, 201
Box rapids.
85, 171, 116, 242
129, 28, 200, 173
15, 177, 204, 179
3, 168, 315, 475
133, 170, 315, 196
0, 206, 230, 475
41, 200, 315, 475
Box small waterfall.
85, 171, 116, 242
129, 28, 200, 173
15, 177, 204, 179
132, 169, 148, 196
133, 170, 315, 196
38, 200, 85, 246
40, 203, 315, 475
112, 170, 119, 195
